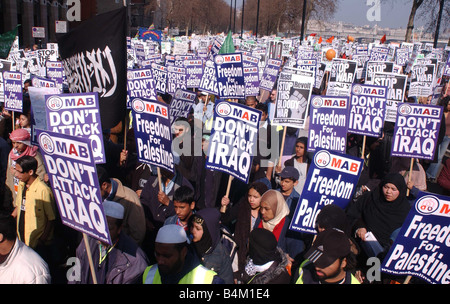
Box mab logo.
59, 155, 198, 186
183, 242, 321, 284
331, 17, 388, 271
314, 150, 360, 175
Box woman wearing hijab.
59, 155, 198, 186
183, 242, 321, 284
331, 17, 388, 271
242, 228, 291, 284
5, 129, 47, 211
220, 182, 268, 282
346, 172, 411, 257
256, 190, 306, 264
190, 208, 234, 284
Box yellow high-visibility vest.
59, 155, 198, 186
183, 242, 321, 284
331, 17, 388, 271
143, 264, 217, 284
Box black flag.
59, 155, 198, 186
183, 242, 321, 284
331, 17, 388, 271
57, 7, 127, 130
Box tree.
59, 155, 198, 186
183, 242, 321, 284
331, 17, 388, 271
405, 0, 424, 42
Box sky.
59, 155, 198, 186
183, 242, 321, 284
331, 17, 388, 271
332, 0, 424, 28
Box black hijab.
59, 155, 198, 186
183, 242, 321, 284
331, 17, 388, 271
348, 173, 411, 248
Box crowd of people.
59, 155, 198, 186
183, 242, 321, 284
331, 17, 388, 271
0, 39, 449, 286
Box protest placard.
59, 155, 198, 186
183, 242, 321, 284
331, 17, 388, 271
273, 69, 314, 129
391, 103, 442, 161
45, 92, 105, 164
169, 89, 196, 123
127, 68, 157, 102
199, 60, 219, 95
259, 58, 282, 92
409, 64, 436, 98
3, 70, 22, 112
326, 59, 357, 97
32, 75, 57, 89
381, 191, 450, 284
46, 61, 64, 91
151, 62, 167, 94
214, 53, 245, 99
37, 129, 111, 245
206, 101, 261, 183
369, 46, 389, 61
365, 61, 394, 84
289, 149, 363, 234
308, 95, 350, 154
0, 60, 13, 104
28, 86, 61, 146
167, 65, 187, 96
131, 97, 174, 173
349, 83, 387, 138
372, 72, 408, 123
184, 59, 203, 88
243, 55, 260, 97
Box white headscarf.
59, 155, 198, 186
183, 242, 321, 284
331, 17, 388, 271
260, 190, 290, 232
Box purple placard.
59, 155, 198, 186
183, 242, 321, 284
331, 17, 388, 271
46, 61, 64, 91
37, 129, 111, 245
243, 55, 260, 97
127, 68, 158, 106
308, 95, 349, 154
31, 75, 56, 89
349, 83, 387, 137
381, 191, 450, 284
290, 149, 363, 234
184, 59, 203, 88
206, 101, 261, 183
199, 60, 219, 95
151, 62, 167, 94
167, 65, 187, 96
131, 97, 174, 172
169, 88, 196, 123
259, 58, 282, 91
214, 53, 245, 99
45, 92, 105, 164
391, 103, 442, 160
3, 71, 22, 112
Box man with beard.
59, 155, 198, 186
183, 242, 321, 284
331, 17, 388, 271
142, 224, 224, 284
295, 228, 359, 284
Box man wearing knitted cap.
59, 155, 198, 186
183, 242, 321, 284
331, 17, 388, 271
142, 224, 224, 284
295, 228, 359, 284
69, 200, 149, 284
4, 128, 47, 211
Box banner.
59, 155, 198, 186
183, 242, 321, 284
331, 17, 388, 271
348, 83, 387, 137
206, 101, 261, 183
273, 69, 314, 128
259, 58, 282, 91
409, 64, 436, 98
326, 59, 357, 96
45, 92, 105, 164
391, 103, 442, 161
3, 71, 22, 112
169, 89, 196, 123
127, 68, 158, 108
381, 192, 450, 284
289, 149, 363, 234
308, 96, 350, 154
37, 129, 111, 245
184, 59, 203, 88
167, 65, 187, 96
57, 7, 127, 130
199, 60, 219, 95
131, 97, 174, 172
214, 53, 245, 99
372, 72, 408, 123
